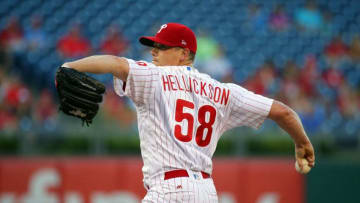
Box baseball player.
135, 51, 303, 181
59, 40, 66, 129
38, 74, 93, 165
61, 23, 315, 202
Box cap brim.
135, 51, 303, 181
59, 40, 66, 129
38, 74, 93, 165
139, 36, 179, 48
139, 36, 156, 47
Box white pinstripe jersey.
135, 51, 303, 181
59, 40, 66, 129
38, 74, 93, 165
114, 59, 273, 184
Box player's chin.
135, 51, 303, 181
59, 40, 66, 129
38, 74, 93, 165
153, 61, 165, 66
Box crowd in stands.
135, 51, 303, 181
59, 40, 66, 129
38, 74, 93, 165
0, 15, 132, 133
0, 69, 57, 133
0, 0, 359, 138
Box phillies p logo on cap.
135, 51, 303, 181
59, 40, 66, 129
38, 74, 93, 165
139, 23, 197, 53
158, 24, 168, 33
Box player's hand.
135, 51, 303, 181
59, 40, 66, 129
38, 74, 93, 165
295, 141, 315, 169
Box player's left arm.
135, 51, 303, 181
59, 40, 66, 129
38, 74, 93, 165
62, 55, 129, 81
268, 100, 315, 168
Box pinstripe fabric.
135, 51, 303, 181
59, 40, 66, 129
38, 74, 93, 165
113, 59, 273, 202
142, 175, 218, 203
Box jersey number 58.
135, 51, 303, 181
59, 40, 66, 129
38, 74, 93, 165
174, 99, 216, 147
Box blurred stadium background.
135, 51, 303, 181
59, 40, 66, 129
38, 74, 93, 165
0, 0, 359, 202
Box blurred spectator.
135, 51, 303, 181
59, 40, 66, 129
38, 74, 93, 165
195, 30, 220, 70
57, 24, 91, 58
245, 60, 276, 95
349, 35, 360, 63
244, 3, 267, 32
34, 89, 57, 125
295, 0, 323, 32
322, 66, 344, 89
292, 91, 325, 133
103, 87, 136, 127
0, 17, 25, 53
0, 75, 32, 131
298, 55, 319, 97
100, 24, 129, 56
324, 36, 349, 68
24, 15, 47, 51
4, 76, 32, 110
269, 4, 290, 32
336, 81, 359, 119
202, 47, 233, 81
277, 60, 300, 104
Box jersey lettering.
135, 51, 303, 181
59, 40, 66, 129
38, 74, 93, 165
168, 75, 177, 91
174, 99, 216, 147
200, 81, 207, 96
174, 99, 194, 142
196, 105, 216, 147
162, 74, 230, 106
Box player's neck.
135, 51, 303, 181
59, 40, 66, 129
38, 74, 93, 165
178, 61, 193, 67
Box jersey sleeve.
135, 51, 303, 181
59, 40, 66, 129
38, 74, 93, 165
224, 83, 273, 130
113, 59, 159, 105
113, 75, 126, 97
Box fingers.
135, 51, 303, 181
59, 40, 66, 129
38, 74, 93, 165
305, 144, 315, 167
296, 157, 304, 169
295, 143, 315, 169
306, 153, 315, 167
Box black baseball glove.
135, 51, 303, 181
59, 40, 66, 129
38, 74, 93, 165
55, 66, 106, 126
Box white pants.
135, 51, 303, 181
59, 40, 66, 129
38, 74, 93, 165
142, 170, 218, 203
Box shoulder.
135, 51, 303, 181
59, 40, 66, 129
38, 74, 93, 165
125, 59, 163, 78
222, 82, 251, 98
126, 59, 158, 69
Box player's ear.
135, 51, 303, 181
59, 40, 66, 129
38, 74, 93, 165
182, 48, 190, 61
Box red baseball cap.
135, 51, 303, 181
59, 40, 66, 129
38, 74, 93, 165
139, 23, 197, 53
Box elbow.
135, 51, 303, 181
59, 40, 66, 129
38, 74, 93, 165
111, 56, 129, 81
268, 100, 294, 123
62, 62, 70, 68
